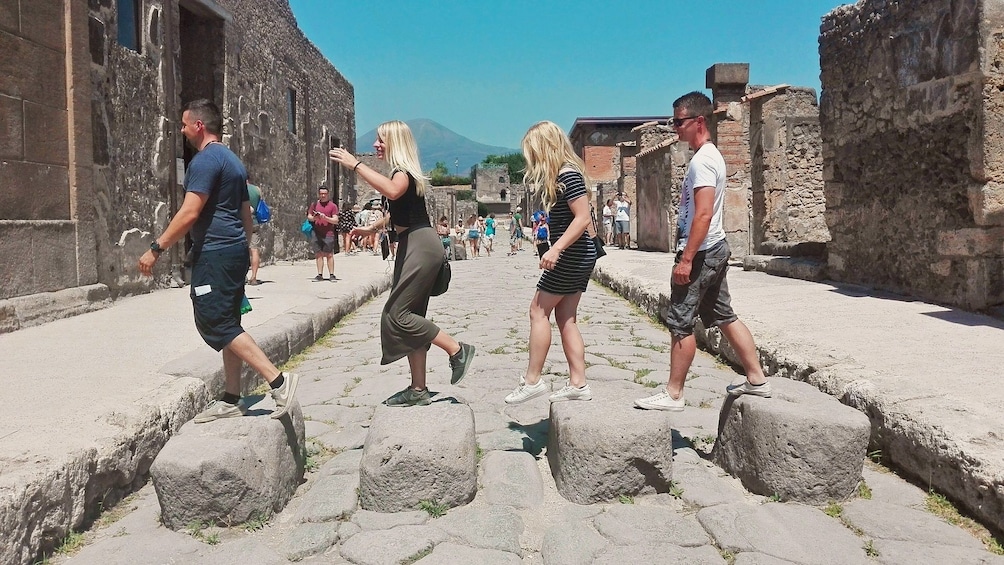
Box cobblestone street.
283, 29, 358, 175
56, 249, 1004, 565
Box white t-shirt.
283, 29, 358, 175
602, 205, 613, 223
677, 142, 727, 252
614, 199, 630, 222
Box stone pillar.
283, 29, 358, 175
707, 63, 752, 257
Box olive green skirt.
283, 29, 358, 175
380, 225, 442, 364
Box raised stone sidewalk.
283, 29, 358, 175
44, 248, 1004, 565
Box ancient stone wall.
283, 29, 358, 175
708, 64, 753, 257
820, 0, 1004, 310
86, 0, 354, 295
0, 0, 97, 301
634, 124, 688, 252
748, 87, 828, 252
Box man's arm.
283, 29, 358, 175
138, 190, 209, 276
240, 199, 253, 242
672, 186, 714, 285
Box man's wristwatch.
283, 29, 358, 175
150, 241, 164, 255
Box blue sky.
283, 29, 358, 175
289, 0, 850, 149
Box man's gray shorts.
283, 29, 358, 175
663, 240, 737, 338
615, 220, 629, 234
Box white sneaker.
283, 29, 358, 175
634, 390, 685, 411
504, 377, 549, 404
726, 380, 772, 397
270, 372, 300, 419
549, 382, 592, 402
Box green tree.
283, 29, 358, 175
481, 153, 526, 183
430, 161, 450, 179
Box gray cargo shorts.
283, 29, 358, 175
663, 240, 737, 338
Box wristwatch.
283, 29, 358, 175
150, 241, 164, 255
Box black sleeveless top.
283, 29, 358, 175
386, 171, 431, 228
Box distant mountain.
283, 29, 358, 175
356, 119, 517, 176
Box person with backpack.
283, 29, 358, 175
246, 181, 264, 285
534, 217, 550, 258
306, 185, 339, 281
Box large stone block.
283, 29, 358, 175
150, 401, 306, 530
24, 101, 68, 166
712, 378, 869, 503
548, 400, 673, 504
0, 93, 23, 159
358, 403, 476, 512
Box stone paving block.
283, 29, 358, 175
351, 509, 429, 530
58, 525, 206, 565
359, 403, 477, 512
870, 539, 1004, 565
412, 542, 522, 565
548, 400, 673, 504
294, 473, 358, 523
479, 450, 544, 508
860, 465, 927, 509
316, 422, 368, 451
697, 502, 870, 565
673, 461, 747, 508
592, 543, 726, 565
150, 404, 305, 529
840, 499, 985, 549
319, 448, 363, 476
713, 379, 869, 504
285, 522, 339, 561
198, 539, 289, 565
337, 520, 362, 542
434, 504, 524, 554
338, 524, 448, 565
304, 419, 333, 438
540, 520, 610, 565
733, 553, 800, 565
587, 364, 637, 382
302, 403, 374, 426
592, 504, 710, 546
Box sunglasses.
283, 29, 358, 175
672, 116, 701, 128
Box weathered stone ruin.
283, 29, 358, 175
0, 0, 355, 323
820, 0, 1004, 311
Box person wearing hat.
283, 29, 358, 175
509, 206, 524, 255
338, 200, 356, 255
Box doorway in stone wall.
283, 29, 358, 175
176, 1, 226, 271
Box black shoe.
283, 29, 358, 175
330, 274, 338, 281
314, 274, 324, 281
384, 387, 431, 407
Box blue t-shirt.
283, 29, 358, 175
185, 143, 249, 252
485, 217, 495, 236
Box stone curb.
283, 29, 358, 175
0, 274, 391, 565
592, 261, 1003, 533
0, 283, 112, 335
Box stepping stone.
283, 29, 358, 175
339, 524, 447, 565
150, 403, 305, 529
713, 378, 869, 504
412, 543, 521, 565
285, 522, 339, 561
358, 403, 477, 512
548, 400, 674, 504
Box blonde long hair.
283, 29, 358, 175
521, 121, 590, 211
377, 120, 429, 196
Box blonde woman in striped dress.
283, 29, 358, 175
504, 121, 597, 404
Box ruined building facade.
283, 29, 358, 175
1, 0, 354, 323
820, 0, 1004, 310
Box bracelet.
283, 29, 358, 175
353, 162, 362, 172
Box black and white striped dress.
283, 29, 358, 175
537, 170, 596, 295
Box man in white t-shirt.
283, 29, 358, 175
635, 91, 770, 412
612, 194, 631, 249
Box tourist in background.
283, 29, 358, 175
246, 180, 263, 285
602, 198, 615, 246
484, 213, 496, 256
307, 185, 338, 281
437, 215, 452, 259
466, 214, 481, 258
509, 206, 524, 255
328, 120, 476, 406
505, 121, 597, 404
613, 192, 631, 249
338, 200, 356, 255
635, 91, 770, 411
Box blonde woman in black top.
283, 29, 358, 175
329, 121, 475, 406
504, 121, 597, 404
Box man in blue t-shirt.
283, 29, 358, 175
138, 99, 299, 424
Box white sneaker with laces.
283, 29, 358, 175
504, 377, 549, 404
193, 400, 246, 424
634, 390, 685, 411
270, 372, 300, 419
549, 382, 592, 402
726, 380, 772, 397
